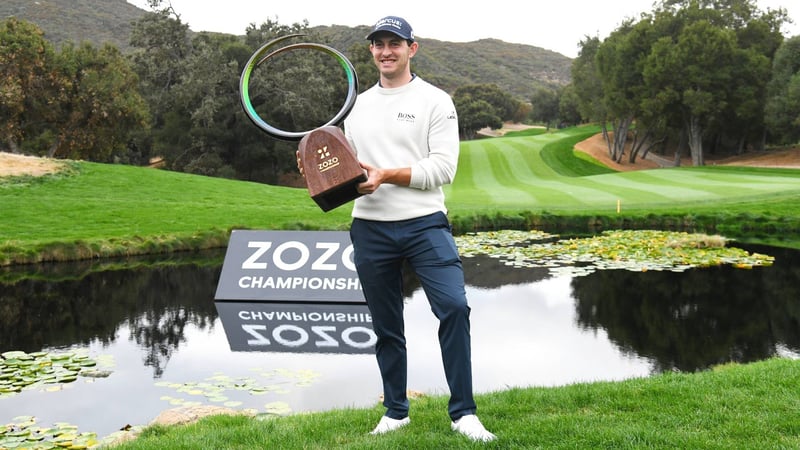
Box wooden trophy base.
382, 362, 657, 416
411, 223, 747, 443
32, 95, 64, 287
298, 126, 366, 212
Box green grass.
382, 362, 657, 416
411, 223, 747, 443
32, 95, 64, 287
0, 162, 352, 264
1, 125, 800, 264
449, 126, 800, 215
111, 358, 799, 449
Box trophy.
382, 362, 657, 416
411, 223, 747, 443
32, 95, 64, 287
239, 35, 366, 212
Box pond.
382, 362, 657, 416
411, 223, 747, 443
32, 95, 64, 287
1, 241, 798, 441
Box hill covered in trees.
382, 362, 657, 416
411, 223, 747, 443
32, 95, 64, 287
0, 0, 146, 51
1, 0, 572, 99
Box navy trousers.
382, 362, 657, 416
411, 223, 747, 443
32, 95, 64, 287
350, 211, 476, 421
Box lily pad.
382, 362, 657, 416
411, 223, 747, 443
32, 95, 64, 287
0, 350, 112, 399
155, 368, 322, 415
263, 401, 292, 415
455, 229, 774, 278
0, 417, 97, 450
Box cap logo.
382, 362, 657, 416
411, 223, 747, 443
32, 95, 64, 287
367, 16, 414, 41
375, 17, 403, 30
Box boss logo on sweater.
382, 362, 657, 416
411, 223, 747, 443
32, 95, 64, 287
396, 112, 415, 123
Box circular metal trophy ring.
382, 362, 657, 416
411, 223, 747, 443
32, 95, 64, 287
239, 34, 359, 142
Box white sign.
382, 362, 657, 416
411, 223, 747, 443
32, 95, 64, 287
215, 230, 364, 303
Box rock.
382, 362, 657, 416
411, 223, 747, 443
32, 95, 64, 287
102, 405, 255, 447
150, 404, 253, 427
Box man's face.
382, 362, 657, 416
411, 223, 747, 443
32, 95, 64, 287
369, 32, 418, 81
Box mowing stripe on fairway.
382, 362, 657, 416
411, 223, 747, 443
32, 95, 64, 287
448, 129, 800, 212
585, 171, 722, 202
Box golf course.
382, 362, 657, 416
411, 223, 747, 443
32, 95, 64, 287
2, 125, 800, 267
1, 126, 800, 448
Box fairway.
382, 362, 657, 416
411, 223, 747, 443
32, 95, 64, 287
446, 128, 800, 215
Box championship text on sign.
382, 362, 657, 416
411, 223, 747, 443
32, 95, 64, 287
239, 34, 366, 212
214, 230, 365, 303
215, 302, 375, 354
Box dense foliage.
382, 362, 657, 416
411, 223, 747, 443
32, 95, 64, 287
765, 35, 800, 145
0, 18, 148, 161
565, 0, 796, 165
1, 0, 798, 184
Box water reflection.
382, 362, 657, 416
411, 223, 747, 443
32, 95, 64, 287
570, 244, 800, 372
0, 252, 222, 377
0, 244, 798, 438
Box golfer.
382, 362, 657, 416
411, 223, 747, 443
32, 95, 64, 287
345, 15, 496, 442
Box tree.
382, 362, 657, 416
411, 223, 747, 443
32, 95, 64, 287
587, 0, 789, 166
529, 87, 559, 129
50, 42, 149, 161
719, 6, 785, 152
571, 36, 605, 124
453, 97, 502, 140
557, 84, 582, 128
645, 21, 739, 166
765, 36, 800, 145
454, 84, 520, 122
452, 84, 521, 139
0, 18, 60, 154
1, 18, 147, 162
166, 33, 246, 177
452, 84, 517, 139
128, 6, 191, 165
596, 18, 656, 163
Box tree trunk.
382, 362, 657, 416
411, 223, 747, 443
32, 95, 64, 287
601, 123, 612, 159
612, 116, 633, 163
629, 127, 649, 164
736, 136, 746, 155
629, 130, 640, 164
631, 132, 665, 164
673, 127, 685, 167
758, 129, 766, 152
6, 137, 20, 154
686, 115, 704, 166
47, 138, 60, 158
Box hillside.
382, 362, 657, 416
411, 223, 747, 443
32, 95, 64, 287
1, 0, 572, 99
313, 25, 571, 97
1, 0, 146, 52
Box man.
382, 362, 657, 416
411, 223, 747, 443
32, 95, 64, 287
344, 15, 496, 442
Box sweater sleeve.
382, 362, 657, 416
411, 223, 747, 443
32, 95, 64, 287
408, 94, 460, 190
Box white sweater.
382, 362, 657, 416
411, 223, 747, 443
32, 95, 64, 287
344, 77, 460, 221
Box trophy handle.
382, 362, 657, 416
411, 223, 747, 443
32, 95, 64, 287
239, 35, 359, 141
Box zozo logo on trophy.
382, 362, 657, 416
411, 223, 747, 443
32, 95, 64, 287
316, 145, 341, 173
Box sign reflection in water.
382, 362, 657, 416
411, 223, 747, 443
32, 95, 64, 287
214, 302, 375, 354
0, 244, 798, 438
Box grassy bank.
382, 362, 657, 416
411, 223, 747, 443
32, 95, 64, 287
1, 126, 800, 266
113, 358, 799, 449
0, 162, 351, 265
